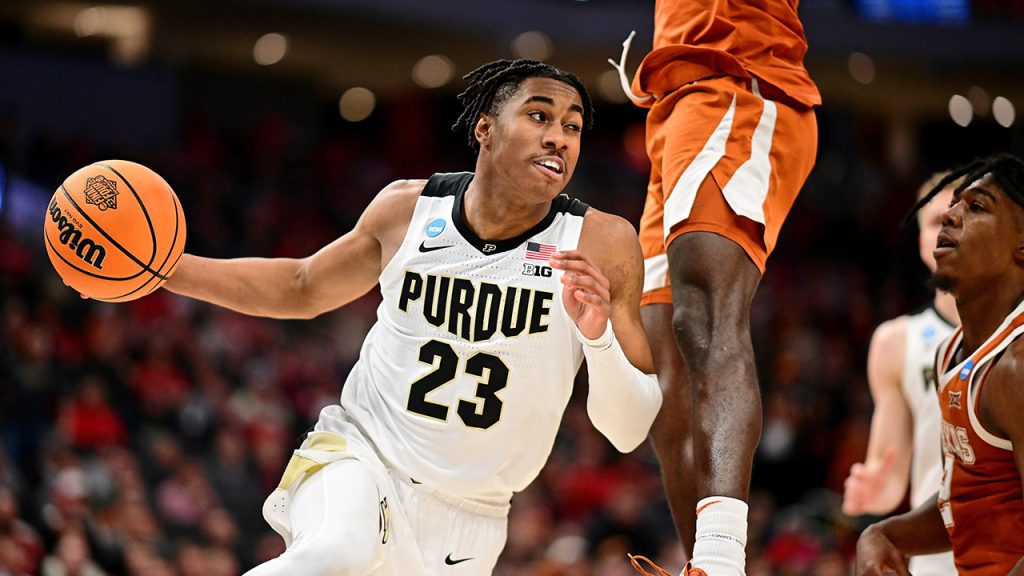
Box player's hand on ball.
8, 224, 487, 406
62, 279, 90, 299
549, 251, 610, 340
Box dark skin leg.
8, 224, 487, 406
642, 303, 697, 555
667, 227, 762, 503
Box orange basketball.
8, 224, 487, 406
43, 160, 186, 302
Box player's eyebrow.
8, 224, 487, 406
524, 95, 584, 116
957, 181, 999, 201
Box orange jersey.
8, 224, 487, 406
632, 0, 821, 108
935, 302, 1024, 576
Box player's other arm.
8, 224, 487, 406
552, 209, 660, 453
977, 342, 1024, 576
164, 180, 422, 319
844, 317, 914, 515
856, 491, 951, 576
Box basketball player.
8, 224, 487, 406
158, 60, 663, 576
841, 174, 959, 576
856, 154, 1024, 576
611, 2, 820, 575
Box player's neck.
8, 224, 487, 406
956, 284, 1024, 354
462, 178, 552, 242
932, 290, 960, 327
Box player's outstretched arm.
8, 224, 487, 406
164, 180, 423, 319
977, 341, 1024, 575
844, 317, 914, 515
551, 209, 660, 453
856, 492, 951, 576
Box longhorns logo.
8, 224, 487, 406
84, 175, 119, 211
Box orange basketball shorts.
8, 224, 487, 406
638, 75, 817, 306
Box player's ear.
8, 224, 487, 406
474, 113, 492, 149
1015, 211, 1024, 264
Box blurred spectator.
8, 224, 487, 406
121, 541, 174, 576
0, 487, 42, 575
128, 337, 190, 422
38, 469, 89, 541
154, 460, 216, 533
39, 530, 105, 576
58, 378, 126, 449
0, 535, 31, 576
585, 484, 663, 561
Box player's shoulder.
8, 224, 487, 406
367, 179, 428, 212
871, 314, 910, 349
359, 179, 428, 234
979, 338, 1024, 435
995, 338, 1024, 379
986, 340, 1024, 406
867, 314, 910, 381
578, 207, 642, 282
580, 207, 638, 247
378, 179, 429, 201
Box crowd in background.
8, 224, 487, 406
0, 54, 1002, 575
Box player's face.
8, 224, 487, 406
933, 174, 1024, 294
918, 188, 953, 272
485, 77, 583, 197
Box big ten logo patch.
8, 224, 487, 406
378, 496, 390, 544
522, 263, 552, 277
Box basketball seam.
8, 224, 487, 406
101, 189, 184, 301
59, 185, 170, 281
95, 161, 159, 269
146, 193, 185, 293
144, 251, 184, 297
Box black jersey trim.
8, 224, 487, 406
553, 193, 589, 217
422, 172, 471, 198
423, 172, 589, 256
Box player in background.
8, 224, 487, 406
610, 2, 820, 575
857, 154, 1024, 576
159, 60, 663, 575
841, 174, 960, 576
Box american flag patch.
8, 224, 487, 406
525, 241, 557, 261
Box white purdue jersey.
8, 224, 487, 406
901, 305, 955, 508
901, 304, 957, 576
326, 172, 589, 506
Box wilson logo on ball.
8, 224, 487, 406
48, 199, 107, 270
84, 175, 119, 211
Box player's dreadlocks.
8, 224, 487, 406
904, 153, 1024, 226
453, 59, 594, 151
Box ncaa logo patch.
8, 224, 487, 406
960, 359, 974, 380
425, 218, 446, 238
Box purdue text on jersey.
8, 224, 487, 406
398, 270, 554, 342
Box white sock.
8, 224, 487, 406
688, 496, 747, 576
